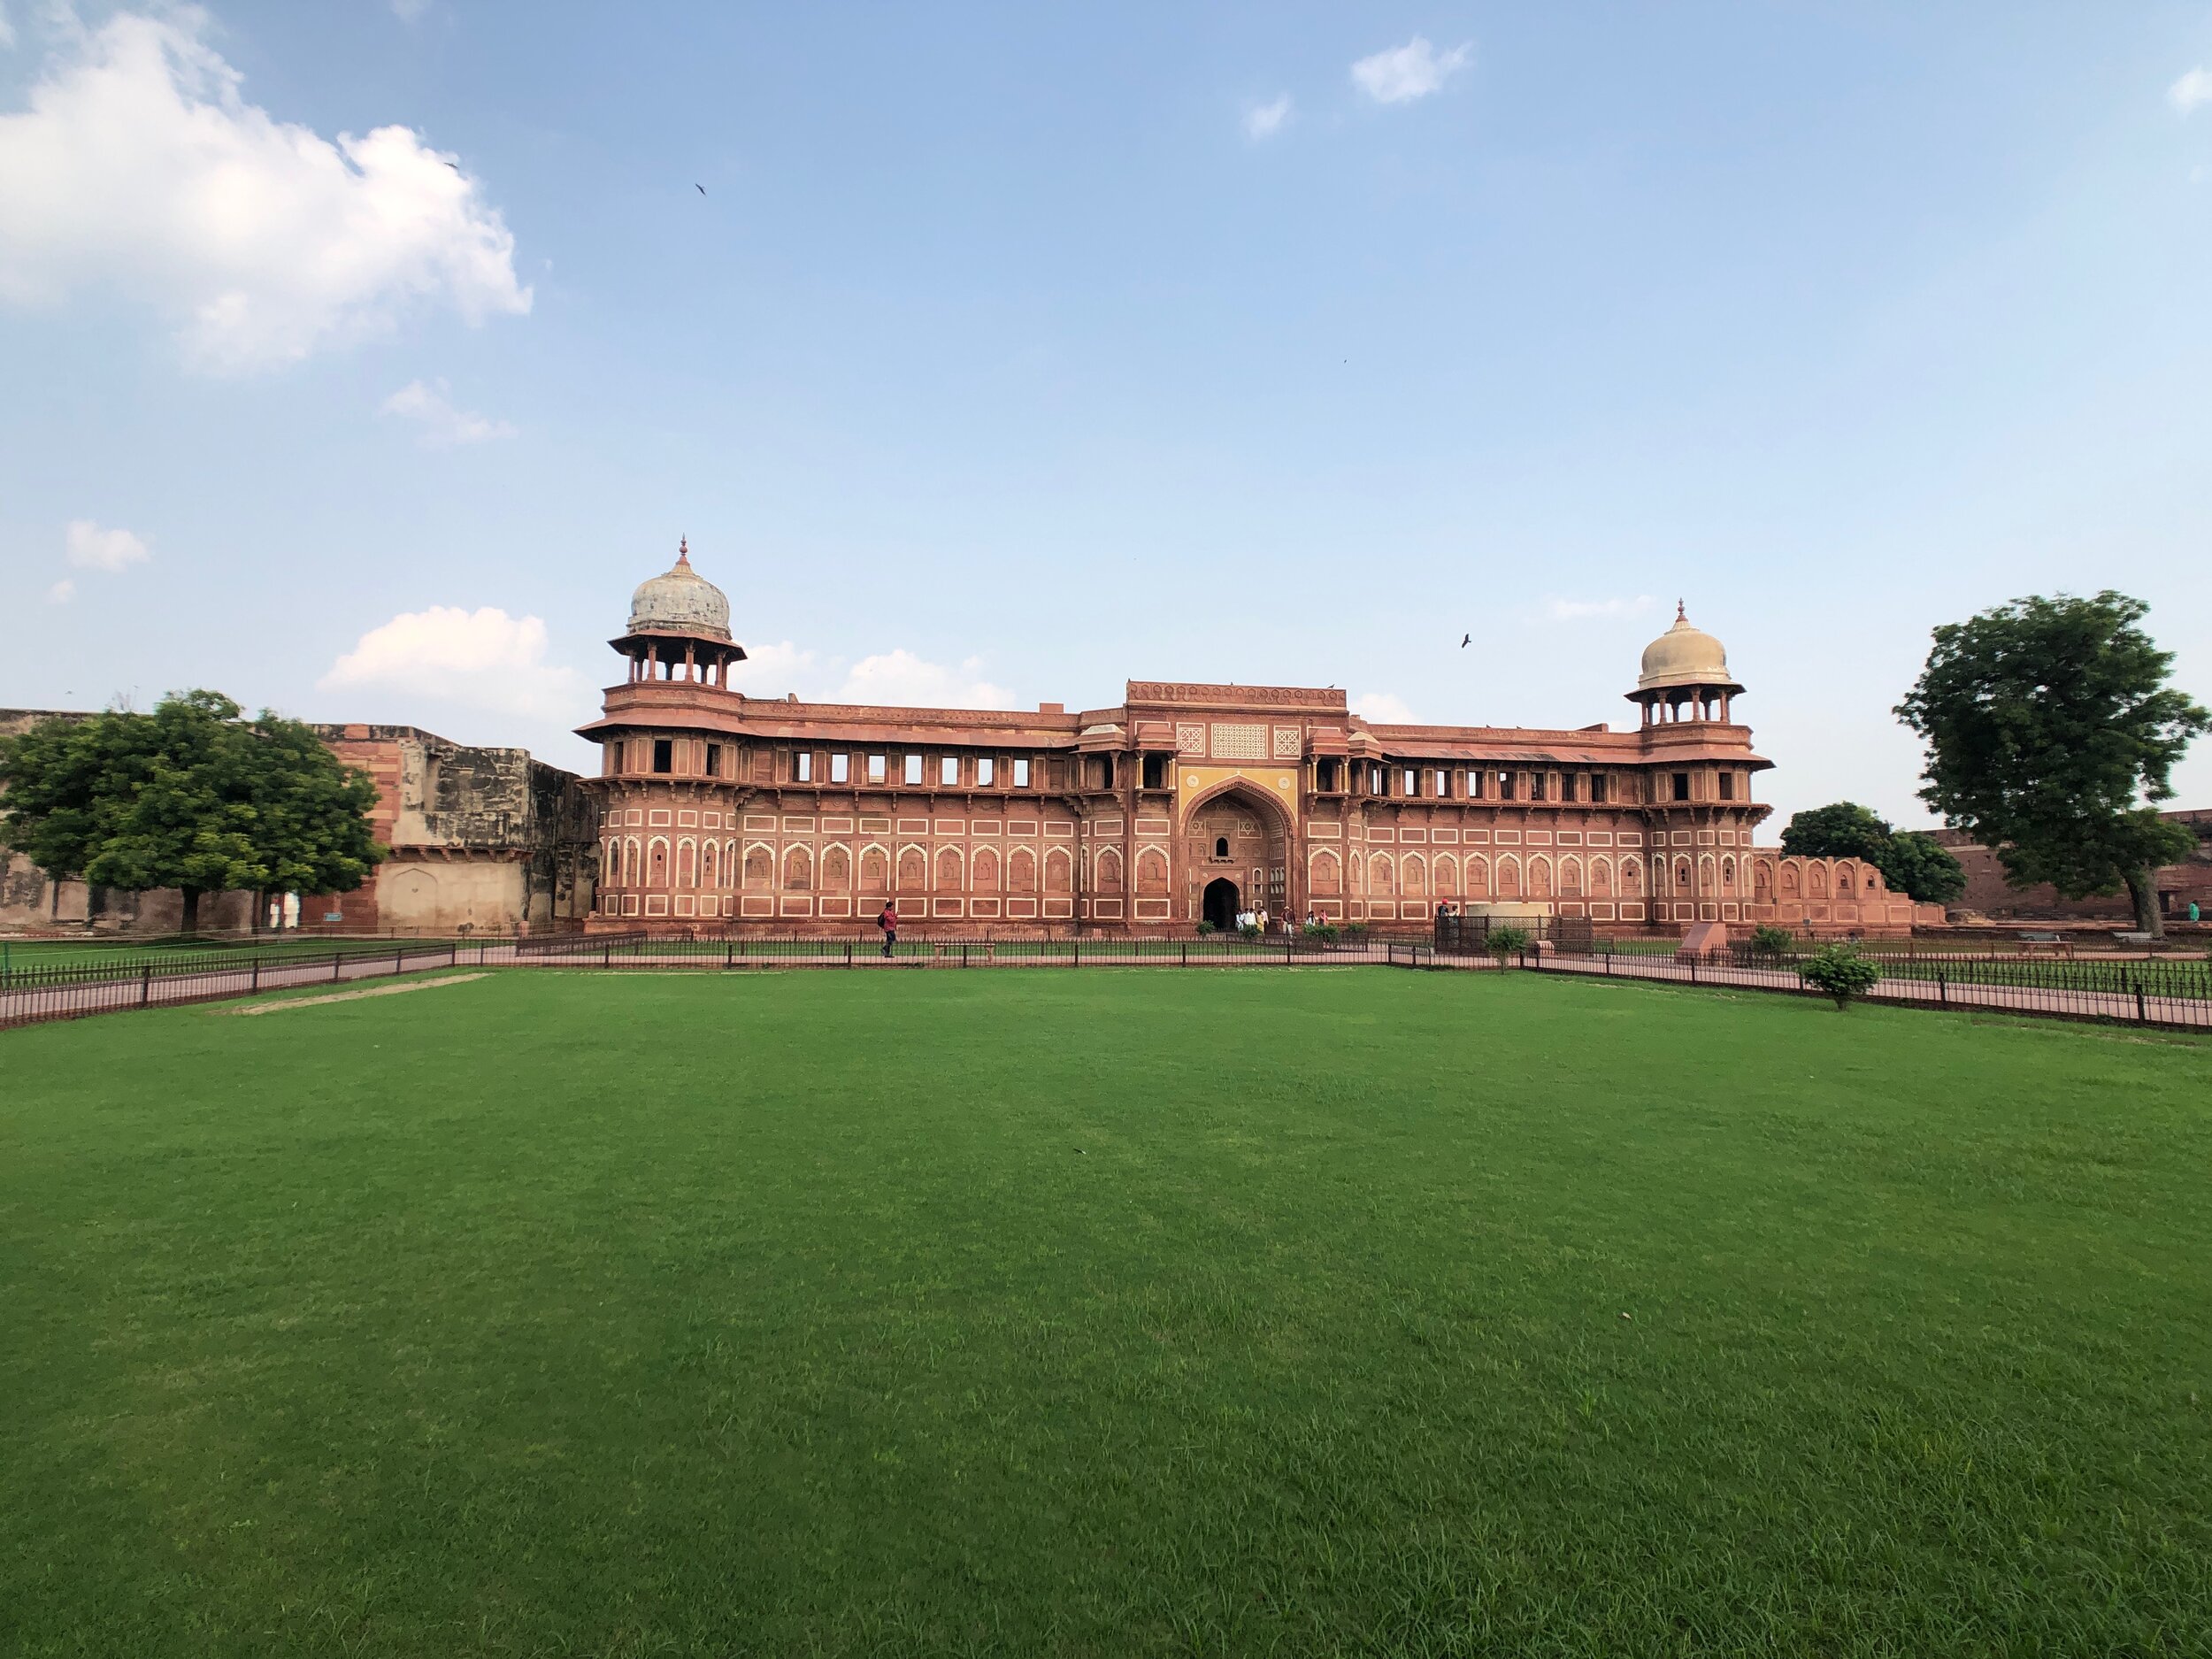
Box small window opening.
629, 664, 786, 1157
1719, 772, 1736, 801
652, 739, 672, 774
1215, 836, 1231, 859
904, 754, 924, 785
1590, 774, 1608, 804
1142, 754, 1167, 788
940, 755, 959, 787
1317, 758, 1340, 792
830, 753, 849, 784
1497, 772, 1515, 799
795, 751, 813, 782
704, 743, 721, 779
977, 757, 995, 787
1672, 772, 1692, 802
867, 754, 887, 783
1013, 757, 1031, 787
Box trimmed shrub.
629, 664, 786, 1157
1799, 944, 1881, 1010
1486, 925, 1532, 962
1750, 924, 1798, 957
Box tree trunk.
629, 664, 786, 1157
2123, 868, 2162, 939
180, 887, 201, 935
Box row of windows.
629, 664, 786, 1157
792, 752, 1037, 787
608, 738, 1747, 805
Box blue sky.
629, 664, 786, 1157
4, 2, 2211, 829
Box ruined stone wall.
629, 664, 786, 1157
306, 726, 595, 933
1931, 816, 2212, 921
0, 710, 592, 937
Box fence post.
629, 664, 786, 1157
1181, 941, 1187, 967
333, 951, 342, 983
962, 943, 969, 969
1073, 939, 1080, 970
1939, 972, 1947, 1008
2135, 976, 2147, 1024
251, 957, 261, 993
846, 941, 854, 969
140, 963, 151, 1007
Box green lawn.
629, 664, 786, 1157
4, 971, 2208, 1656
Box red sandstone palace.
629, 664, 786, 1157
579, 544, 1934, 935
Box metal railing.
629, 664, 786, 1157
1512, 947, 2212, 1031
514, 930, 1410, 970
0, 942, 488, 1032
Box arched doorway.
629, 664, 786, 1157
1184, 780, 1293, 926
1202, 877, 1240, 933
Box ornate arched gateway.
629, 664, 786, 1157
1181, 780, 1294, 925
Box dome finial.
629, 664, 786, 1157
677, 535, 690, 568
1676, 598, 1686, 622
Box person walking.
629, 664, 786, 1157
878, 901, 898, 958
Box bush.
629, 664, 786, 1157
1236, 921, 1263, 940
1194, 920, 1215, 936
1340, 924, 1370, 943
1799, 944, 1881, 1009
1302, 921, 1340, 942
1750, 925, 1798, 957
1486, 925, 1532, 962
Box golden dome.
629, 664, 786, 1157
1637, 603, 1739, 692
626, 538, 731, 641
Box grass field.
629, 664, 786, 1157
4, 971, 2208, 1656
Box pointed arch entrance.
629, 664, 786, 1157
1202, 877, 1240, 933
1182, 779, 1294, 926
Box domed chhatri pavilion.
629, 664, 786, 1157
579, 549, 1935, 935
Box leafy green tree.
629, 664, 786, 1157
1896, 592, 2209, 937
0, 691, 384, 933
1877, 832, 1966, 906
1779, 800, 1966, 904
1779, 802, 1892, 864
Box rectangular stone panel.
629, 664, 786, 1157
1210, 723, 1266, 760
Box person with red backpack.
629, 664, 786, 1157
877, 901, 897, 958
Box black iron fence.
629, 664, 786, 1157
514, 930, 1403, 969
1506, 946, 2212, 1032
0, 942, 486, 1032
1432, 914, 1594, 955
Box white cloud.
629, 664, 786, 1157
66, 518, 150, 571
1243, 93, 1293, 141
0, 5, 16, 51
1545, 595, 1658, 622
1351, 36, 1472, 104
0, 9, 531, 373
380, 378, 515, 446
47, 579, 73, 604
835, 650, 1015, 710
721, 641, 1013, 708
319, 605, 582, 718
722, 640, 819, 695
1351, 691, 1416, 724
2170, 67, 2212, 114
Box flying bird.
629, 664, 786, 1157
1460, 634, 1471, 648
695, 183, 707, 195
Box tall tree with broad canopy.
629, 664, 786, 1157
1779, 801, 1966, 904
1895, 592, 2208, 936
0, 691, 385, 933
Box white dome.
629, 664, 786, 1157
1637, 603, 1736, 691
626, 540, 730, 641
